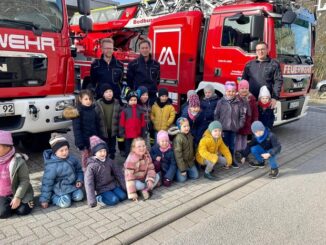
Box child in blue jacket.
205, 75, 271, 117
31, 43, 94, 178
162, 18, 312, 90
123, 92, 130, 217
40, 133, 84, 209
150, 130, 177, 187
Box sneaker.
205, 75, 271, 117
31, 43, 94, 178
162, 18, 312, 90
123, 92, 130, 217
270, 168, 279, 179
141, 189, 150, 200
234, 151, 243, 164
204, 172, 218, 181
163, 178, 172, 187
249, 161, 265, 168
231, 162, 239, 169
223, 165, 230, 170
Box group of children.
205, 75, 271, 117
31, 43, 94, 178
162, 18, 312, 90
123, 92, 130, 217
0, 79, 282, 219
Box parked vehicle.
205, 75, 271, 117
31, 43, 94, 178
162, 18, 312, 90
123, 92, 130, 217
316, 80, 326, 93
70, 0, 316, 126
0, 0, 91, 150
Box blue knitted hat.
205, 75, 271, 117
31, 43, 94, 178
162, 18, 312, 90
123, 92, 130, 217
176, 117, 188, 129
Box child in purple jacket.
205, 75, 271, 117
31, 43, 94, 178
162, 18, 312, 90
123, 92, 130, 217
85, 136, 127, 207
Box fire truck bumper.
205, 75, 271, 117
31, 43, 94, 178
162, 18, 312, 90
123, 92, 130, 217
0, 95, 75, 134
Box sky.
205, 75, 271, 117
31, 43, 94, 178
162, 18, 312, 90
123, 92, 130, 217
117, 0, 138, 4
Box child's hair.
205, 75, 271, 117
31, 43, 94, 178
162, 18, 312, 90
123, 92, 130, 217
131, 137, 146, 150
78, 89, 94, 102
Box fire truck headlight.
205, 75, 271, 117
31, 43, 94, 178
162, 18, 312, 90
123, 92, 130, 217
55, 100, 74, 111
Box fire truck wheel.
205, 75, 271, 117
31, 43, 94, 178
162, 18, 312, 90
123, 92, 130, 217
21, 132, 51, 152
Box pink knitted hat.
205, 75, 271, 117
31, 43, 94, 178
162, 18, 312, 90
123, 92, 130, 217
89, 136, 107, 155
0, 130, 13, 146
238, 80, 249, 90
188, 94, 200, 108
224, 81, 237, 91
157, 130, 169, 142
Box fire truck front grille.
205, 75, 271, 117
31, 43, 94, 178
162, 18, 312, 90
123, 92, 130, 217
0, 115, 24, 130
0, 56, 47, 88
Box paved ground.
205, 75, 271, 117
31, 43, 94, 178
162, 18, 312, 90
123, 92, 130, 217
1, 105, 326, 244
138, 138, 326, 245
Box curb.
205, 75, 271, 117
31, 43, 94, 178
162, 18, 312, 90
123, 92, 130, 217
101, 134, 326, 245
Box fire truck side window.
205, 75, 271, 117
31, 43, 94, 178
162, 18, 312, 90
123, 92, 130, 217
222, 15, 254, 53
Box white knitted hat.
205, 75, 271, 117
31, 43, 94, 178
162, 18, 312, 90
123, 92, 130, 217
258, 85, 271, 98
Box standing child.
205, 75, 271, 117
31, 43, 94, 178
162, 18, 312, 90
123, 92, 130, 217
85, 136, 127, 207
137, 86, 153, 147
214, 81, 246, 168
201, 84, 219, 131
258, 85, 275, 130
151, 88, 176, 137
181, 94, 206, 148
95, 84, 121, 160
180, 90, 196, 112
235, 80, 259, 154
240, 121, 281, 178
173, 117, 199, 182
0, 131, 34, 219
40, 133, 84, 209
73, 89, 103, 171
150, 130, 177, 187
196, 121, 232, 180
119, 91, 146, 154
124, 138, 160, 201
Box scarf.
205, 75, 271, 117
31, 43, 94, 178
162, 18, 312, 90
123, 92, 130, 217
256, 129, 269, 143
160, 144, 171, 153
156, 99, 168, 108
102, 98, 114, 105
0, 147, 15, 165
258, 100, 271, 110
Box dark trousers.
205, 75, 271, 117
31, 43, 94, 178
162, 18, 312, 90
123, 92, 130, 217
0, 196, 32, 219
125, 139, 133, 155
106, 136, 117, 158
223, 130, 236, 157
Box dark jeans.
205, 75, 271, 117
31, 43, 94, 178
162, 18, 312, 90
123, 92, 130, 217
223, 130, 236, 156
0, 196, 32, 219
125, 139, 133, 155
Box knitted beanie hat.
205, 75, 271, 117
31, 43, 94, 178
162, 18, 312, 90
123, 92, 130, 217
238, 80, 249, 90
126, 90, 138, 102
225, 81, 237, 91
158, 88, 169, 97
100, 84, 114, 97
89, 135, 107, 155
258, 85, 271, 98
188, 94, 200, 108
208, 121, 222, 133
176, 117, 188, 129
204, 84, 215, 92
187, 90, 196, 100
0, 130, 13, 146
157, 130, 169, 142
251, 121, 265, 133
49, 133, 69, 153
136, 86, 148, 99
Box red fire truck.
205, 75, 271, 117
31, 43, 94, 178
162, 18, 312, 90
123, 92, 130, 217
0, 0, 91, 150
71, 0, 316, 126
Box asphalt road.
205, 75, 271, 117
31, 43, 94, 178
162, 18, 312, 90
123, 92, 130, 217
164, 145, 326, 245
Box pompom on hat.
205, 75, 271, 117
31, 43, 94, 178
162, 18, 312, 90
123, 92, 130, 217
89, 136, 107, 155
49, 133, 69, 153
0, 130, 13, 146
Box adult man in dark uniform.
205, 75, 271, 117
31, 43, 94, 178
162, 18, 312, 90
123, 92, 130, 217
127, 40, 160, 105
90, 38, 124, 100
242, 41, 283, 109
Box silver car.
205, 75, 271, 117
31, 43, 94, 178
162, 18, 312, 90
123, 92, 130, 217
316, 80, 326, 92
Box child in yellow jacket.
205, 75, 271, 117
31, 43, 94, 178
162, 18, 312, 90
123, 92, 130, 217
151, 88, 176, 135
196, 121, 232, 180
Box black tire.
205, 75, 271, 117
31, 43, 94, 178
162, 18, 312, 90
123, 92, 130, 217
21, 132, 51, 152
320, 85, 326, 93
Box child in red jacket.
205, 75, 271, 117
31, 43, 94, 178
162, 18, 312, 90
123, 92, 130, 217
119, 91, 146, 154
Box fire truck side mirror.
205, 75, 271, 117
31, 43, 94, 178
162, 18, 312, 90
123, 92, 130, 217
282, 10, 297, 24
77, 0, 91, 15
79, 16, 93, 32
250, 15, 264, 40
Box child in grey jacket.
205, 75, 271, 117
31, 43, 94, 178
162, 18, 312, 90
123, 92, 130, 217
85, 136, 127, 207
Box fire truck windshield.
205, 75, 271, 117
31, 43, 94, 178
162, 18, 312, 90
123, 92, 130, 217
275, 18, 312, 58
0, 0, 63, 32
